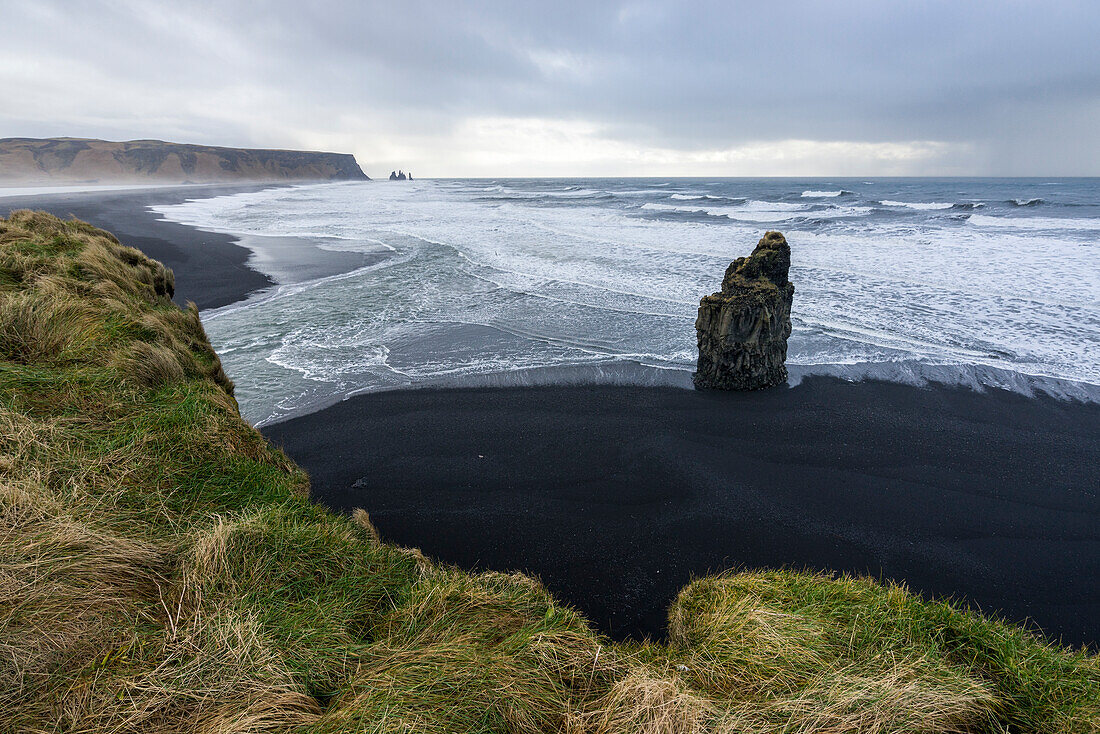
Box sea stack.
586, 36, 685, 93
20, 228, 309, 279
693, 231, 795, 390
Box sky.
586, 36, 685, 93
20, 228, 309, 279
2, 0, 1099, 177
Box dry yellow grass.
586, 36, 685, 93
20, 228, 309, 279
1, 211, 1097, 733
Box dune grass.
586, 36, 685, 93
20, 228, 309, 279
1, 210, 1097, 733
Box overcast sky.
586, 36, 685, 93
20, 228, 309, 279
2, 1, 1099, 176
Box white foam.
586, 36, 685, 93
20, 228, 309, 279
880, 200, 954, 210
150, 180, 1100, 425
739, 200, 809, 211
669, 193, 735, 201
789, 360, 1100, 404
802, 190, 844, 197
969, 214, 1100, 231
539, 188, 603, 197
640, 200, 819, 222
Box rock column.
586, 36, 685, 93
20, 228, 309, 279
693, 231, 795, 390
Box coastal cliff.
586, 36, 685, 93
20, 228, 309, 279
0, 212, 1096, 732
694, 231, 795, 390
0, 137, 369, 184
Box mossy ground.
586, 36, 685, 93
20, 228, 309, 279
1, 211, 1097, 733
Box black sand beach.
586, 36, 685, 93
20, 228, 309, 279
264, 379, 1100, 647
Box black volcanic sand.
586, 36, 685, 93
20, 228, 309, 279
2, 185, 375, 310
264, 379, 1100, 647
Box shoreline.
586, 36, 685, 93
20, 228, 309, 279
264, 377, 1100, 647
12, 182, 1097, 418
1, 182, 379, 311
2, 184, 277, 309
248, 358, 1100, 429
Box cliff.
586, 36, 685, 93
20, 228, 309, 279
0, 212, 1095, 732
694, 231, 795, 390
0, 137, 368, 184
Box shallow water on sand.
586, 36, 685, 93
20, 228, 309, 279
152, 178, 1100, 424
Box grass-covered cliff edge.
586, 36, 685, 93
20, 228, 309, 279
0, 211, 1096, 733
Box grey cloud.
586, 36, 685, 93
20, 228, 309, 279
1, 0, 1098, 173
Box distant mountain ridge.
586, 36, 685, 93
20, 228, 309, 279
0, 137, 368, 184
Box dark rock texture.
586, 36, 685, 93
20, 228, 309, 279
693, 231, 795, 390
0, 137, 368, 184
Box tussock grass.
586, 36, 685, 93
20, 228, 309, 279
1, 211, 1097, 733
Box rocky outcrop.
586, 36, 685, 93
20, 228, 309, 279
0, 137, 369, 184
693, 231, 795, 390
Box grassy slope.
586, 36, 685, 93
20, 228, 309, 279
0, 210, 1096, 733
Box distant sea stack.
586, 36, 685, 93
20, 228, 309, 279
0, 137, 368, 184
693, 231, 795, 390
388, 169, 411, 180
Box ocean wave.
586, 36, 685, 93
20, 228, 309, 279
477, 184, 607, 199
738, 200, 809, 212
479, 189, 613, 203
612, 188, 687, 196
1009, 198, 1044, 207
639, 200, 873, 223
880, 200, 955, 210
640, 200, 810, 222
951, 202, 984, 210
669, 193, 744, 203
799, 209, 875, 224
968, 214, 1100, 231
515, 188, 606, 198
542, 188, 604, 198
801, 190, 850, 198
638, 202, 711, 214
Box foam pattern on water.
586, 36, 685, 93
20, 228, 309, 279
152, 178, 1100, 424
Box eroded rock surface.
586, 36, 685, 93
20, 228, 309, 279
693, 231, 795, 390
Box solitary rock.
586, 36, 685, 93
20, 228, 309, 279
693, 231, 795, 390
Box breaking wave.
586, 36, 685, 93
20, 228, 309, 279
968, 214, 1100, 231
880, 200, 955, 210
640, 200, 820, 222
801, 190, 851, 198
669, 193, 741, 202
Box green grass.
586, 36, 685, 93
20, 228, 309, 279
1, 210, 1097, 733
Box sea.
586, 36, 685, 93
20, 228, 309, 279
150, 178, 1100, 425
